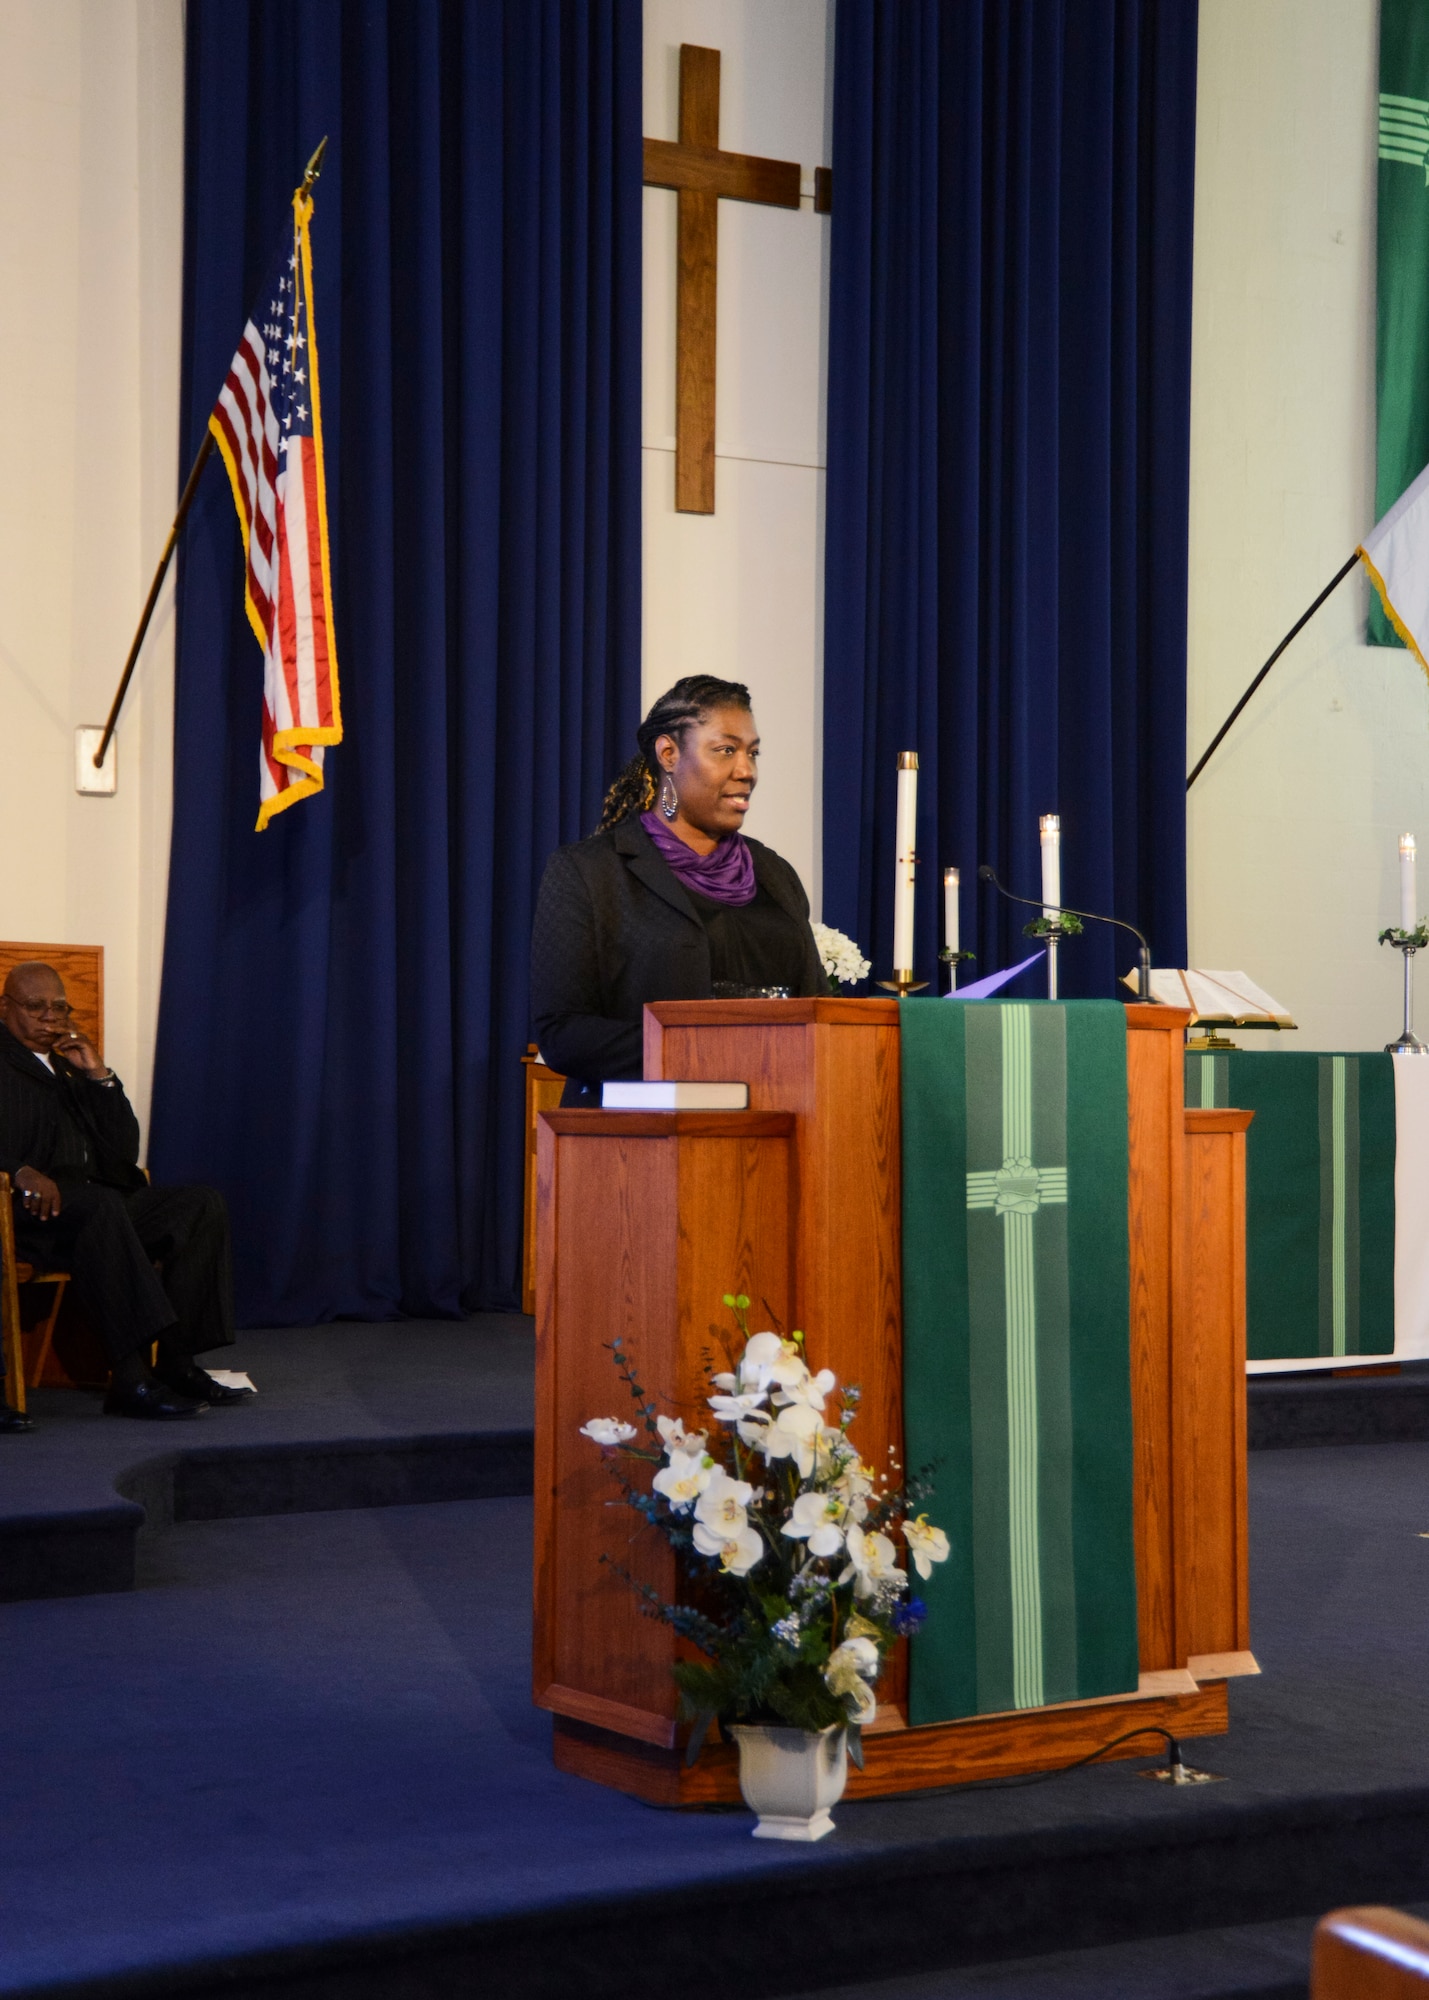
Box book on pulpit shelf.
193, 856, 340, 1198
600, 1081, 750, 1109
1121, 968, 1296, 1031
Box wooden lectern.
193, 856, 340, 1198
534, 1000, 1254, 1804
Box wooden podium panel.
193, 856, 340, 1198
643, 999, 903, 1489
533, 1110, 794, 1747
1178, 1108, 1254, 1663
538, 1000, 1253, 1802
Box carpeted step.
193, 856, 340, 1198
1248, 1361, 1429, 1449
769, 1911, 1326, 1999
0, 1317, 536, 1601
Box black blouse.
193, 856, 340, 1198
683, 882, 811, 995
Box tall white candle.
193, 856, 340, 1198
944, 867, 959, 990
1402, 833, 1418, 931
1040, 814, 1061, 921
943, 867, 959, 954
893, 753, 918, 974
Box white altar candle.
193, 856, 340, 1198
893, 753, 918, 974
944, 867, 959, 990
1040, 814, 1061, 920
1402, 833, 1418, 932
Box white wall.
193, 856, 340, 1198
1186, 0, 1429, 1052
0, 0, 1405, 1122
642, 0, 833, 911
0, 0, 184, 1142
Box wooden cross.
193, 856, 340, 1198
643, 45, 802, 515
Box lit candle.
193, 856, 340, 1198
1040, 814, 1061, 920
944, 867, 959, 990
1402, 833, 1418, 932
893, 753, 918, 975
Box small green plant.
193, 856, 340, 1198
1023, 912, 1084, 939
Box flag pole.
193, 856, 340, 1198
93, 136, 329, 772
92, 430, 216, 769
1185, 552, 1360, 792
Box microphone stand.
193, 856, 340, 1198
978, 867, 1153, 1001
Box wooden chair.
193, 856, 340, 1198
521, 1045, 566, 1313
0, 943, 103, 1405
0, 1171, 69, 1416
1314, 1908, 1429, 1995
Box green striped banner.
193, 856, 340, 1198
1186, 1053, 1395, 1360
902, 999, 1139, 1723
1373, 0, 1429, 649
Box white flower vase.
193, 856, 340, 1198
728, 1723, 848, 1841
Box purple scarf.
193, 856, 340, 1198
640, 810, 756, 906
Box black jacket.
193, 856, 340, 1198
0, 1026, 145, 1194
530, 816, 826, 1094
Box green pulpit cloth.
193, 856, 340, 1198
901, 1000, 1140, 1725
1187, 1054, 1395, 1360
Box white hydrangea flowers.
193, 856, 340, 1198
691, 1467, 763, 1575
710, 1331, 840, 1479
579, 1321, 952, 1728
810, 921, 873, 987
824, 1637, 880, 1720
903, 1513, 952, 1581
579, 1418, 637, 1447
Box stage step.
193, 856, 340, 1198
0, 1317, 536, 1601
773, 1910, 1337, 2000
1248, 1361, 1429, 1449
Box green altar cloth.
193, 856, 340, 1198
1186, 1053, 1395, 1361
901, 1000, 1140, 1725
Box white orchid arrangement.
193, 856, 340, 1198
579, 1293, 949, 1763
810, 921, 872, 988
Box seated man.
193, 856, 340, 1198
0, 961, 252, 1426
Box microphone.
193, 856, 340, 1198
977, 865, 1152, 1001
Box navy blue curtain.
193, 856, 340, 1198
824, 0, 1196, 996
149, 0, 642, 1323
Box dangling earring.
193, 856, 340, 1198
659, 773, 679, 821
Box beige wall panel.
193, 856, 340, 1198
642, 447, 824, 904
0, 0, 183, 1143
1187, 0, 1429, 1052
642, 0, 833, 918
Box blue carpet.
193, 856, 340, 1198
0, 1320, 535, 1600
4, 1400, 1429, 1994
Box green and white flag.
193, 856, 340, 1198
1370, 0, 1429, 656
901, 999, 1139, 1725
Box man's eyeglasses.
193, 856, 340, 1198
11, 1000, 73, 1019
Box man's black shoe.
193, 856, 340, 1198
103, 1380, 206, 1420
0, 1401, 34, 1433
154, 1357, 254, 1406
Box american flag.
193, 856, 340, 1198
209, 180, 341, 829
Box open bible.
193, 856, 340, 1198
1121, 968, 1296, 1042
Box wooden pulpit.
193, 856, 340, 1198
534, 1000, 1254, 1804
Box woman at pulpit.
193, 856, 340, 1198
530, 676, 827, 1106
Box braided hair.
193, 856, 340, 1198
597, 675, 753, 831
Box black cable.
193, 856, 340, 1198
897, 1725, 1186, 1801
